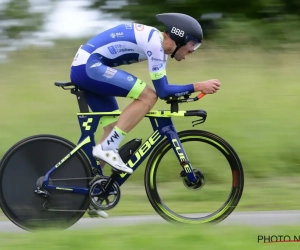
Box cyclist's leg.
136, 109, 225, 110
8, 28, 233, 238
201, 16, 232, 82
80, 92, 120, 219
114, 84, 157, 133
71, 55, 158, 173
83, 56, 157, 138
84, 91, 118, 143
84, 91, 118, 168
84, 64, 158, 150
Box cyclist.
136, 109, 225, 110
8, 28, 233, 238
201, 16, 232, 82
70, 13, 221, 218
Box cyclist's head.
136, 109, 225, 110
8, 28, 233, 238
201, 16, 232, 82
156, 13, 203, 60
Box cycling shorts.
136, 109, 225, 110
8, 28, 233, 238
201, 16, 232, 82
70, 54, 146, 112
70, 53, 147, 127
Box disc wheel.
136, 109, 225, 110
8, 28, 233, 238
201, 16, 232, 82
144, 130, 244, 224
0, 134, 93, 231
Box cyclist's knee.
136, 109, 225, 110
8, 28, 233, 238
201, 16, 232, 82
138, 86, 158, 107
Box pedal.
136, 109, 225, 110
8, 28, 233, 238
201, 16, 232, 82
87, 209, 99, 218
87, 204, 109, 218
111, 168, 123, 175
119, 138, 142, 163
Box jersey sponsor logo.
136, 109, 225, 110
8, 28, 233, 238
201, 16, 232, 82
154, 72, 164, 79
147, 51, 152, 57
108, 45, 134, 54
110, 32, 124, 38
90, 62, 102, 68
152, 63, 163, 71
135, 23, 144, 31
127, 76, 134, 81
152, 57, 166, 62
106, 131, 120, 145
103, 67, 117, 78
125, 24, 132, 29
118, 48, 134, 52
175, 91, 189, 96
108, 46, 118, 54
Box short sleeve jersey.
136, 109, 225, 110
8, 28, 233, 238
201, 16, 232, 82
72, 23, 194, 99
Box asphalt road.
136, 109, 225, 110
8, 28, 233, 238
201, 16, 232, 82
0, 210, 300, 233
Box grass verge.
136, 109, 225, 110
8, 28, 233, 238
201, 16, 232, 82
1, 223, 300, 249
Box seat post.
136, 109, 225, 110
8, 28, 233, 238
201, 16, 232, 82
71, 88, 89, 113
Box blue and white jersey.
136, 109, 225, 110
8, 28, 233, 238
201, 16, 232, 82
71, 23, 194, 99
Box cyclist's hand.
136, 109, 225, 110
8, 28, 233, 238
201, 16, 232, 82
194, 79, 221, 94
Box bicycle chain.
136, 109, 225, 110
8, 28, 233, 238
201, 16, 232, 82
43, 174, 108, 213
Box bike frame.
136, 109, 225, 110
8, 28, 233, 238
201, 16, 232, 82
42, 86, 206, 195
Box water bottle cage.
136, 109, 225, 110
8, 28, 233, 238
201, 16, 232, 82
119, 138, 142, 163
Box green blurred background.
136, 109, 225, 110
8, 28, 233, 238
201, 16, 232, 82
1, 0, 300, 247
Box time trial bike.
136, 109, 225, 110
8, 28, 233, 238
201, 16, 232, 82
0, 81, 244, 231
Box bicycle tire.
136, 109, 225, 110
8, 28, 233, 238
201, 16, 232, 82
0, 134, 93, 231
144, 129, 244, 224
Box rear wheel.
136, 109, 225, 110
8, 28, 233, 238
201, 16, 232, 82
0, 134, 93, 231
144, 130, 244, 224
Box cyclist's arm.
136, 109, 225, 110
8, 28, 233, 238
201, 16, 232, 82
151, 73, 194, 99
146, 31, 194, 99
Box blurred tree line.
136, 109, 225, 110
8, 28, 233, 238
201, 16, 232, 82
0, 0, 44, 39
1, 0, 300, 48
89, 0, 300, 47
90, 0, 300, 21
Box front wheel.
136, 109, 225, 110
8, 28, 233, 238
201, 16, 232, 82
144, 130, 244, 224
0, 134, 93, 231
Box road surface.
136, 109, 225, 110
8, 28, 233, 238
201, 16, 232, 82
0, 210, 300, 233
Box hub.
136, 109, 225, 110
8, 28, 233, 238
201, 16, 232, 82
34, 176, 50, 198
181, 169, 205, 190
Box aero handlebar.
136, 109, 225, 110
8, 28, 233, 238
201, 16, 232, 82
165, 92, 206, 113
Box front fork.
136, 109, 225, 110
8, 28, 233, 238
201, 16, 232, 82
164, 126, 197, 183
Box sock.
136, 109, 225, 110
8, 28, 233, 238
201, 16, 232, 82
101, 126, 127, 150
